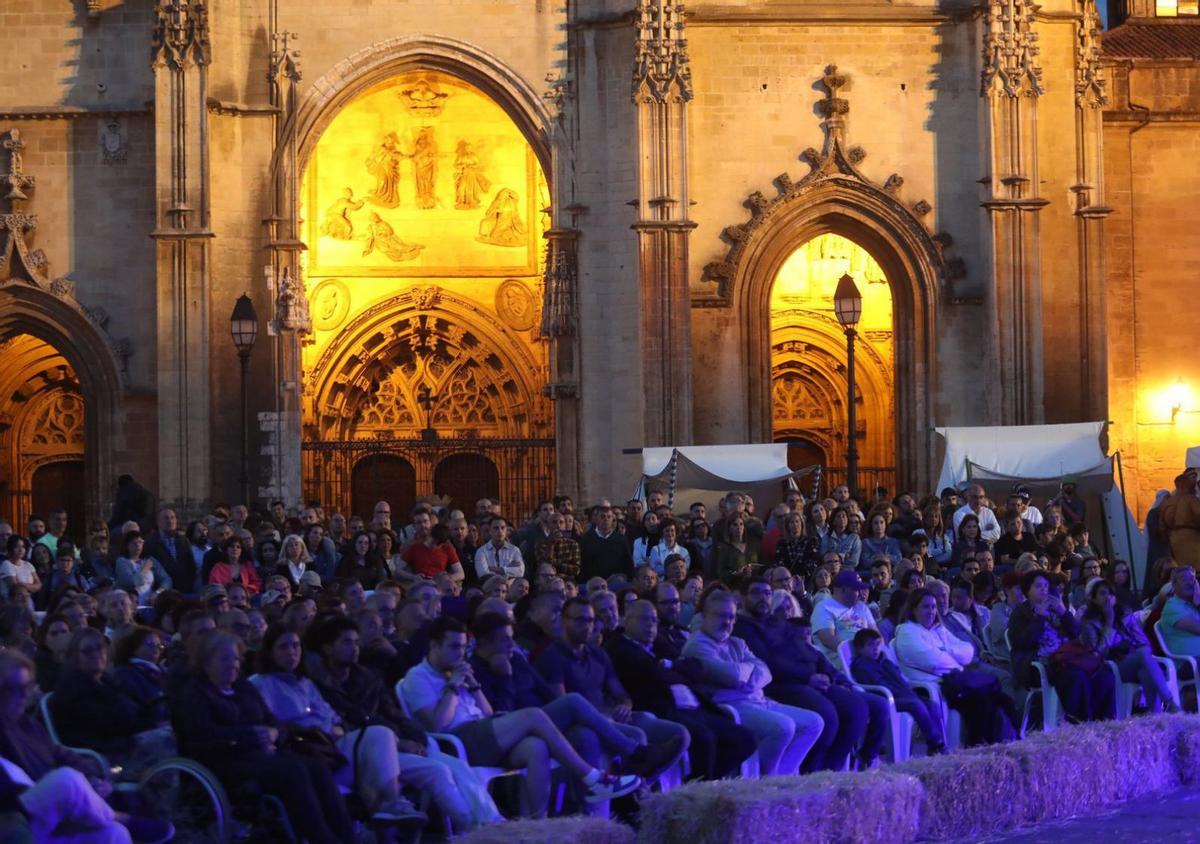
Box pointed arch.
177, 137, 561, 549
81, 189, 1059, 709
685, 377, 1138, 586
0, 283, 124, 523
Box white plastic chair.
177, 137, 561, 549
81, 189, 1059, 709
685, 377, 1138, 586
884, 643, 964, 750
1004, 630, 1062, 735
394, 682, 569, 820
835, 640, 914, 762
1154, 620, 1197, 710
717, 704, 760, 779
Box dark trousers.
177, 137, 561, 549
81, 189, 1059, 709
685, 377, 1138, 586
1050, 663, 1116, 722
894, 694, 945, 748
767, 683, 888, 771
208, 750, 355, 844
666, 708, 758, 780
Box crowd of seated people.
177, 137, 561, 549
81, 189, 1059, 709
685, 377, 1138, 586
0, 474, 1196, 840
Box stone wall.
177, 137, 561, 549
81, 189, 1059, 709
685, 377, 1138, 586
1104, 60, 1200, 520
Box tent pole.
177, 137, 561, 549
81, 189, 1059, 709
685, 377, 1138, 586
1115, 451, 1139, 592
667, 449, 679, 511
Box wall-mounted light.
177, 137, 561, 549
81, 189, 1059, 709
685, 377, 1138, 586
1172, 378, 1190, 423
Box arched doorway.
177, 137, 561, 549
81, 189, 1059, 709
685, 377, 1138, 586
770, 234, 895, 496
351, 454, 417, 521
0, 334, 86, 532
297, 59, 555, 520
434, 453, 500, 512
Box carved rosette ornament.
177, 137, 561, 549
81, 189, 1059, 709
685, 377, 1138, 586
981, 0, 1045, 98
151, 0, 211, 69
632, 0, 693, 103
1075, 1, 1107, 108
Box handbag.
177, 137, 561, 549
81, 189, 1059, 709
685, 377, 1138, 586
1049, 641, 1104, 675
281, 726, 349, 770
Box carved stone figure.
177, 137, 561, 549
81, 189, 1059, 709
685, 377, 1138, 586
477, 188, 525, 247
311, 279, 351, 331
453, 141, 491, 210
366, 133, 404, 208
320, 187, 364, 240
100, 121, 127, 165
362, 212, 423, 262
412, 127, 439, 210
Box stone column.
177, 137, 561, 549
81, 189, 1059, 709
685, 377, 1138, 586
981, 0, 1047, 425
150, 0, 214, 514
1073, 0, 1112, 421
632, 0, 695, 447
261, 30, 308, 509
541, 229, 581, 497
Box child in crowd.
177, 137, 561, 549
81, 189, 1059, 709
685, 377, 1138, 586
849, 628, 946, 755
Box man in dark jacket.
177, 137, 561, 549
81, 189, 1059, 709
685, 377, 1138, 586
468, 612, 673, 780
578, 506, 634, 582
606, 600, 756, 780
144, 507, 196, 594
734, 578, 887, 771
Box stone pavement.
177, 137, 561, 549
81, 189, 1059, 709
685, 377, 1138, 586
956, 787, 1200, 843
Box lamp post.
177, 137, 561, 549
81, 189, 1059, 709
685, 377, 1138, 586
833, 273, 862, 500
230, 294, 258, 507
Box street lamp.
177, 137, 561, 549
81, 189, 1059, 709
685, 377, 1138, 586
230, 294, 258, 506
833, 272, 862, 500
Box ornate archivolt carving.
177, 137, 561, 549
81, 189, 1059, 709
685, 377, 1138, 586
702, 67, 941, 301
21, 389, 84, 450
1075, 1, 1107, 108
632, 0, 693, 104
981, 0, 1045, 98
152, 0, 212, 70
307, 288, 550, 441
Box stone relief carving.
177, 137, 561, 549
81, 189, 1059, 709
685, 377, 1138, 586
362, 213, 423, 262
632, 0, 694, 103
100, 121, 127, 165
310, 279, 351, 332
365, 134, 404, 209
320, 187, 364, 240
540, 245, 578, 338
152, 0, 212, 70
410, 284, 441, 311
22, 390, 84, 448
477, 189, 525, 247
1075, 1, 1107, 108
981, 0, 1045, 98
412, 127, 438, 210
398, 78, 449, 118
453, 141, 491, 210
273, 268, 311, 333
700, 67, 942, 301
2, 129, 34, 202
495, 279, 536, 332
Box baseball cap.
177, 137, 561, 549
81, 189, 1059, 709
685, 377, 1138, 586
832, 571, 868, 590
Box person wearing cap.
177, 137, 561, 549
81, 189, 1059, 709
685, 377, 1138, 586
809, 570, 880, 662
297, 569, 323, 596
735, 578, 887, 771
1161, 468, 1200, 570
1008, 484, 1044, 528
1079, 577, 1179, 713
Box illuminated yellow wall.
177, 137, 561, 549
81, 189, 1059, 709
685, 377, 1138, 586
769, 234, 895, 468
300, 70, 550, 441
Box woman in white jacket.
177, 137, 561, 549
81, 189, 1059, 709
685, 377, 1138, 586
894, 589, 1016, 745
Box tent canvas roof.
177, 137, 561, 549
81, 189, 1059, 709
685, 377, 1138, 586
935, 422, 1111, 493
638, 444, 815, 515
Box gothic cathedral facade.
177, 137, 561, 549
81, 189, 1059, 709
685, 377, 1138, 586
0, 0, 1195, 525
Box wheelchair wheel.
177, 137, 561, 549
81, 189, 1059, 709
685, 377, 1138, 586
138, 757, 233, 843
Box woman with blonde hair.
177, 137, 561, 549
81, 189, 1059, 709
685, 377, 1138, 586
276, 533, 314, 588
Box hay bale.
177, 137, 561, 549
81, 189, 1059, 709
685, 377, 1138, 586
891, 751, 1025, 840
637, 771, 921, 844
459, 815, 635, 844
993, 717, 1177, 824
1161, 712, 1200, 786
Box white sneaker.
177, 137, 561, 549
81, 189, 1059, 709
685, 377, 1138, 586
584, 772, 641, 802
371, 797, 427, 823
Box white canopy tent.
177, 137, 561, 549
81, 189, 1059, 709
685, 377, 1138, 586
633, 444, 817, 517
933, 422, 1142, 583
1186, 447, 1200, 469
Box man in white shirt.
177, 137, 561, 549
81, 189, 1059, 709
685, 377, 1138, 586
810, 571, 879, 661
474, 516, 525, 580
952, 484, 1002, 542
